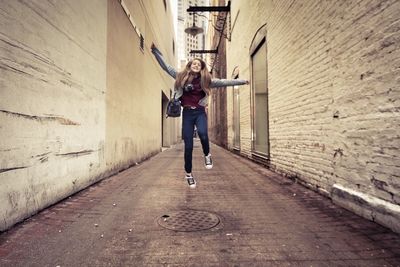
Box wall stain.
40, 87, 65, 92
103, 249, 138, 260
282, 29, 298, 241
7, 191, 21, 211
0, 59, 49, 83
56, 149, 94, 158
39, 157, 48, 163
0, 109, 80, 125
0, 32, 71, 77
0, 64, 33, 77
36, 152, 51, 157
35, 152, 51, 163
333, 148, 344, 158
371, 176, 389, 191
0, 166, 28, 173
19, 0, 97, 61
60, 79, 73, 87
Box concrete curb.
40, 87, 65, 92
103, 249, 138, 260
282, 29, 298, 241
332, 183, 400, 234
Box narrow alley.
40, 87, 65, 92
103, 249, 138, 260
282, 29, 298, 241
1, 142, 399, 266
1, 0, 400, 266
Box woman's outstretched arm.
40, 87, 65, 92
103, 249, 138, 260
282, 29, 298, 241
210, 78, 249, 88
151, 43, 177, 79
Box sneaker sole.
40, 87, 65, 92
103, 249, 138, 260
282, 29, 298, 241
186, 177, 197, 188
205, 165, 213, 169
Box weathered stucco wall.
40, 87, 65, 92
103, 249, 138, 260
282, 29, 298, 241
0, 0, 178, 231
227, 0, 400, 232
0, 0, 107, 231
105, 0, 179, 173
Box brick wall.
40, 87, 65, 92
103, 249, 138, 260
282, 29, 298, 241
227, 0, 400, 232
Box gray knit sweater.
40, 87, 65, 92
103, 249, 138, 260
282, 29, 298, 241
151, 46, 247, 106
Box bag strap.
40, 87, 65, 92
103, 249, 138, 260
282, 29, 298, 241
170, 90, 177, 100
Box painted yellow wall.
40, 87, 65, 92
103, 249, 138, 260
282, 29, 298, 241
0, 0, 179, 231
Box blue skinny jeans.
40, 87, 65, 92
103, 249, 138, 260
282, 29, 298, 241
182, 108, 209, 173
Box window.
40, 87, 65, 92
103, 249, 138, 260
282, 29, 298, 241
251, 38, 269, 156
233, 85, 241, 149
232, 67, 240, 149
140, 33, 144, 51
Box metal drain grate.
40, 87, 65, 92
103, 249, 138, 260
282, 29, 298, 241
157, 210, 220, 232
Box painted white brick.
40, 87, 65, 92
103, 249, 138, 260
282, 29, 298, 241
227, 0, 400, 232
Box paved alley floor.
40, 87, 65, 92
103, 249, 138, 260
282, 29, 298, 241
1, 141, 400, 266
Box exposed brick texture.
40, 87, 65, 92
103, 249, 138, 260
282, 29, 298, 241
225, 0, 400, 232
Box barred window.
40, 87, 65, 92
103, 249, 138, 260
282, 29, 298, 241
140, 33, 144, 51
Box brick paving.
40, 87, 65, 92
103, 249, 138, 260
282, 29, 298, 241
0, 141, 399, 266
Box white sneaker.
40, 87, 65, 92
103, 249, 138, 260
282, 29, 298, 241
205, 154, 213, 169
185, 173, 196, 188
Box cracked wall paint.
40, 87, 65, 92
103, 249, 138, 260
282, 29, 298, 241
0, 0, 179, 232
0, 0, 107, 231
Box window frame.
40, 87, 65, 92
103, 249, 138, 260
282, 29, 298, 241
249, 24, 270, 158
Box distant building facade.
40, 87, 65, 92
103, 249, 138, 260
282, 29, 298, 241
177, 0, 209, 68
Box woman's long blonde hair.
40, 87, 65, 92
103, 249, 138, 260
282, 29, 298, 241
174, 58, 212, 95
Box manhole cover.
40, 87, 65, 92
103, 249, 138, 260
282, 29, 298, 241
157, 210, 220, 232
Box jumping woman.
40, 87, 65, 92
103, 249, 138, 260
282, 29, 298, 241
151, 43, 248, 188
